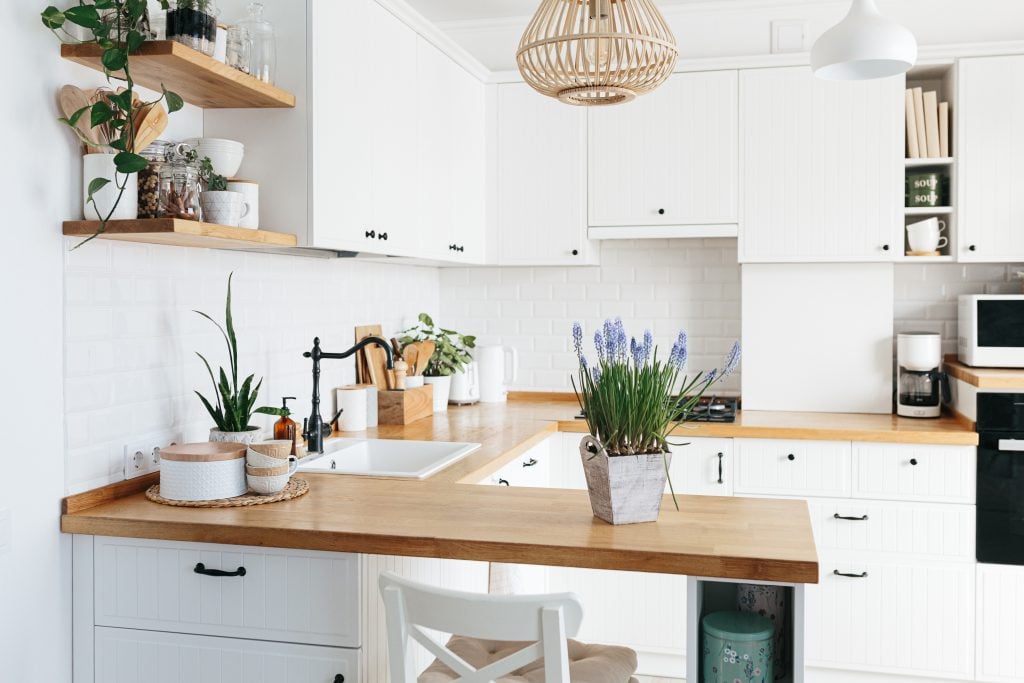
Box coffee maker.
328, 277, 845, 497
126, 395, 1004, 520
896, 332, 948, 418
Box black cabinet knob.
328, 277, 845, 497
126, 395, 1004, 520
449, 244, 457, 251
657, 208, 666, 215
882, 244, 890, 251
334, 676, 345, 683
969, 245, 977, 252
909, 458, 919, 466
364, 230, 375, 239
571, 249, 579, 256
787, 453, 796, 461
458, 245, 464, 252
378, 232, 388, 241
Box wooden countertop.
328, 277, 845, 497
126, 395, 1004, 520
62, 475, 819, 584
945, 357, 1024, 390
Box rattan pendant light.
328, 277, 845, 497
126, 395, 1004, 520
516, 0, 679, 106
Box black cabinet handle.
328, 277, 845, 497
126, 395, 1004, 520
364, 230, 375, 239
717, 452, 724, 484
969, 245, 977, 252
657, 208, 666, 215
194, 562, 246, 578
882, 244, 890, 251
378, 232, 388, 241
498, 478, 510, 486
909, 458, 919, 466
833, 569, 868, 578
522, 458, 538, 468
833, 513, 869, 521
571, 249, 579, 256
334, 676, 345, 683
787, 453, 796, 461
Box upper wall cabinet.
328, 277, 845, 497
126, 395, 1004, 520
588, 71, 738, 235
494, 82, 597, 266
958, 55, 1024, 263
739, 67, 904, 263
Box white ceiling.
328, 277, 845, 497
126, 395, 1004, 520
405, 0, 743, 24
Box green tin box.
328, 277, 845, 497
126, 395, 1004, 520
702, 610, 774, 683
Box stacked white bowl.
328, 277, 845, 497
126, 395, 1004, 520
185, 137, 245, 178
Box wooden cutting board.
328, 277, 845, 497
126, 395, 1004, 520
354, 324, 382, 385
364, 344, 390, 391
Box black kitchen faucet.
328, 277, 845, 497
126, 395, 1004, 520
302, 336, 393, 454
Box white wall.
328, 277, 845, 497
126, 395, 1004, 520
441, 239, 742, 393
440, 0, 1024, 72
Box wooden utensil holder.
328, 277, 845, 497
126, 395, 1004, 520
378, 385, 433, 425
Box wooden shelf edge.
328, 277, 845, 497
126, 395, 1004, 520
61, 41, 295, 109
63, 218, 298, 249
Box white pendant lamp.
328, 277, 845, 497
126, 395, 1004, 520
811, 0, 917, 81
517, 0, 678, 106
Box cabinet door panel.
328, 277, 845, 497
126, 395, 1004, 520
977, 563, 1024, 682
589, 71, 738, 227
669, 437, 734, 496
739, 67, 903, 262
851, 442, 975, 504
958, 55, 1024, 262
806, 556, 974, 678
734, 438, 852, 497
94, 627, 358, 683
496, 83, 593, 265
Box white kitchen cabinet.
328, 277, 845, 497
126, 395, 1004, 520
94, 627, 358, 683
588, 71, 738, 231
958, 55, 1024, 262
485, 436, 551, 488
976, 563, 1024, 682
734, 438, 852, 498
852, 442, 976, 504
806, 555, 975, 679
494, 82, 597, 265
739, 67, 904, 262
669, 437, 733, 496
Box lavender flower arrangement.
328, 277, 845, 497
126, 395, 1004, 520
571, 319, 741, 508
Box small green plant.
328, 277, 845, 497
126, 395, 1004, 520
42, 0, 184, 247
198, 156, 228, 191
571, 319, 740, 509
399, 313, 477, 377
194, 273, 285, 433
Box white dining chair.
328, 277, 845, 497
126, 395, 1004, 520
379, 571, 639, 683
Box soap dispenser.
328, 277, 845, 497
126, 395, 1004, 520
273, 396, 297, 442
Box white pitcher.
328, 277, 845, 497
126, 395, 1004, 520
476, 346, 518, 403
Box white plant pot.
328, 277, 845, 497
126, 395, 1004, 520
423, 376, 452, 413
200, 190, 249, 227
82, 153, 138, 221
579, 434, 670, 525
209, 427, 264, 445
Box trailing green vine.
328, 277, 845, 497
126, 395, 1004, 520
42, 0, 185, 247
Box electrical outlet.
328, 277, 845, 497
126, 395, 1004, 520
123, 433, 180, 480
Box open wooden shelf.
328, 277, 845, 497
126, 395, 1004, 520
61, 41, 295, 109
63, 218, 298, 250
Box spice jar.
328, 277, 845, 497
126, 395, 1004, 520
138, 141, 171, 219
159, 146, 201, 221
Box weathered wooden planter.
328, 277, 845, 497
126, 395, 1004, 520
579, 434, 670, 525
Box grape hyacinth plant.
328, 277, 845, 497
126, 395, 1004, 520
571, 319, 741, 510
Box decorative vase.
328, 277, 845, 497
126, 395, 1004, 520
209, 426, 264, 445
579, 434, 670, 525
424, 375, 451, 413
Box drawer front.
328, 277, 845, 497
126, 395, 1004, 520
806, 555, 975, 679
669, 437, 734, 496
852, 442, 976, 503
95, 627, 358, 683
489, 437, 551, 488
734, 439, 852, 497
94, 537, 360, 647
807, 497, 975, 560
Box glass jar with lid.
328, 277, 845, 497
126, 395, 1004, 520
235, 2, 276, 84
138, 140, 172, 219
158, 145, 201, 221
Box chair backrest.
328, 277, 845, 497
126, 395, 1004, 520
379, 571, 584, 683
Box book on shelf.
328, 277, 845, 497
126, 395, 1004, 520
923, 90, 941, 157
912, 87, 927, 158
909, 87, 925, 156
939, 101, 950, 158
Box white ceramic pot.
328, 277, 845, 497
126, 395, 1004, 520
424, 375, 452, 413
226, 180, 259, 228
579, 434, 669, 525
209, 427, 264, 445
201, 190, 249, 226
82, 153, 138, 221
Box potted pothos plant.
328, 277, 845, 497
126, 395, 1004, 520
572, 319, 740, 525
42, 0, 185, 246
399, 313, 476, 411
194, 273, 285, 444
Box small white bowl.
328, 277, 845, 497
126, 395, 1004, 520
185, 138, 245, 177
247, 472, 291, 495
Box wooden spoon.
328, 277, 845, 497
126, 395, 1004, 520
132, 102, 168, 152
59, 85, 101, 153
403, 344, 419, 377
415, 341, 436, 376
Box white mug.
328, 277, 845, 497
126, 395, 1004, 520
404, 375, 425, 389
226, 180, 259, 229
200, 190, 250, 227
476, 346, 518, 403
906, 217, 948, 252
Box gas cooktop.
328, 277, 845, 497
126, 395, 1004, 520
575, 396, 739, 423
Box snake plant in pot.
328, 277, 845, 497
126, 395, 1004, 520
195, 273, 286, 444
572, 319, 740, 525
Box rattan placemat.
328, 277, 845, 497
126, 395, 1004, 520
145, 478, 309, 507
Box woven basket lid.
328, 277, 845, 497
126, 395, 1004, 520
160, 442, 246, 463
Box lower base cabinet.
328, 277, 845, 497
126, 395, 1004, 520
95, 627, 359, 683
976, 564, 1024, 682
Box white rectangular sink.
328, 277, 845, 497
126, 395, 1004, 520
298, 438, 481, 479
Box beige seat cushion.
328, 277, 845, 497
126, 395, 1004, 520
418, 636, 639, 683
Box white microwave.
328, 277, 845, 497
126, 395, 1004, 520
959, 295, 1024, 368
